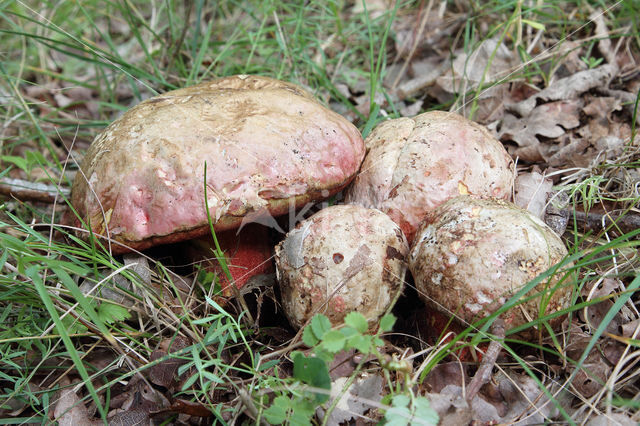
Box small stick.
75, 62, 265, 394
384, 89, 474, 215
238, 388, 269, 426
572, 210, 640, 235
0, 177, 69, 203
465, 318, 505, 404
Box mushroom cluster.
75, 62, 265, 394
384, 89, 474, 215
346, 111, 514, 243
69, 76, 570, 337
69, 75, 364, 294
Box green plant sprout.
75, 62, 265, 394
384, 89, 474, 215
261, 313, 439, 426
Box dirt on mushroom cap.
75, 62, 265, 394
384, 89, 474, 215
70, 75, 365, 252
346, 111, 514, 244
275, 204, 409, 329
409, 195, 571, 337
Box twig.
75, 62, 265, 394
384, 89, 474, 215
390, 0, 435, 91
238, 388, 269, 426
465, 318, 505, 404
0, 177, 69, 203
572, 210, 640, 235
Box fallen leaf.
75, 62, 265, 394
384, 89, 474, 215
580, 278, 633, 333
510, 64, 617, 116
571, 360, 610, 398
499, 100, 582, 162
545, 135, 592, 168
582, 96, 622, 119
426, 387, 472, 426
549, 40, 589, 76
154, 399, 213, 418
564, 333, 613, 398
328, 349, 358, 380
437, 38, 521, 98
427, 370, 568, 424
53, 378, 102, 426
149, 336, 190, 389
392, 6, 455, 59
514, 171, 554, 219
0, 382, 45, 418
585, 412, 638, 426
620, 318, 640, 339
423, 362, 468, 393
108, 375, 171, 424
589, 10, 616, 66
317, 373, 384, 425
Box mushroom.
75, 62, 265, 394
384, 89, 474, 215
409, 195, 571, 337
275, 204, 408, 329
346, 111, 514, 243
69, 75, 365, 292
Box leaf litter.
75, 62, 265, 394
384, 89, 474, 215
3, 2, 640, 425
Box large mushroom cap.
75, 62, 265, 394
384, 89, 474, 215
409, 195, 571, 336
70, 75, 365, 252
275, 204, 408, 329
346, 111, 513, 243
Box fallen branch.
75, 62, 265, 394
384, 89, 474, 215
465, 318, 505, 404
0, 177, 69, 203
572, 210, 640, 235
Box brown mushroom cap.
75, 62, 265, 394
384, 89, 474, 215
275, 204, 409, 329
346, 111, 513, 243
409, 195, 571, 336
70, 75, 365, 252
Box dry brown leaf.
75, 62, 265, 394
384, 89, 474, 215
499, 100, 582, 162
514, 171, 554, 219
470, 84, 513, 123
510, 64, 617, 116
0, 382, 45, 418
328, 349, 358, 380
589, 10, 616, 66
393, 4, 455, 59
437, 38, 521, 98
585, 412, 639, 426
492, 370, 566, 423
392, 58, 447, 99
318, 373, 384, 425
620, 318, 640, 338
583, 96, 622, 119
427, 370, 567, 424
158, 399, 213, 418
550, 40, 589, 77
580, 278, 635, 333
423, 362, 468, 393
149, 336, 190, 389
53, 378, 102, 426
108, 376, 170, 425
564, 331, 615, 398
426, 388, 472, 426
572, 360, 610, 398
545, 135, 592, 168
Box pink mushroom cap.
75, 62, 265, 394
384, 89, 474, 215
70, 75, 365, 253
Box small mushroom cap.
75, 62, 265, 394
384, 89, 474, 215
70, 75, 364, 252
275, 204, 409, 329
409, 195, 571, 337
346, 111, 513, 243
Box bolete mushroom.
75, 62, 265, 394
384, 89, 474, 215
69, 75, 365, 291
346, 111, 514, 243
409, 195, 571, 337
275, 204, 409, 329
